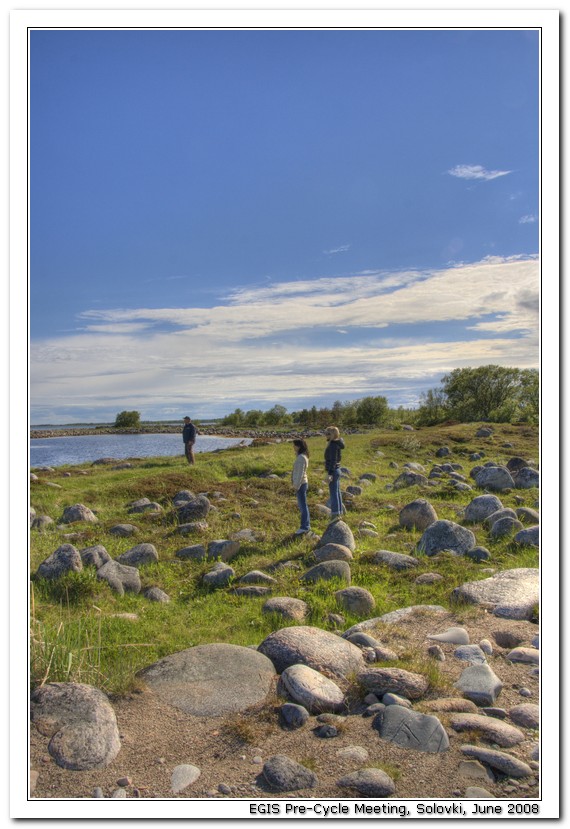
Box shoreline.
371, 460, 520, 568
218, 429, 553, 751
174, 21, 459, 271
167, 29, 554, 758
30, 426, 367, 441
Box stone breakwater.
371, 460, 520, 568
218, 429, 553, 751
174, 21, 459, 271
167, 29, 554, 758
30, 426, 366, 441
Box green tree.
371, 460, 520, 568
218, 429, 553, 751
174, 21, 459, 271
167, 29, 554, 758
263, 404, 290, 426
355, 396, 389, 425
416, 388, 449, 426
114, 410, 141, 428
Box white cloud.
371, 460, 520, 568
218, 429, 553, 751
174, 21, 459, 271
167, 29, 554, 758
519, 214, 538, 224
31, 256, 539, 420
323, 244, 351, 255
448, 164, 512, 181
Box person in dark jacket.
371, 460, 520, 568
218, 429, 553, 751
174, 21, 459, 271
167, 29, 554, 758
182, 416, 197, 465
324, 425, 345, 519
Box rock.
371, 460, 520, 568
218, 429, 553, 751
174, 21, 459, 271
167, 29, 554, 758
475, 466, 515, 492
417, 520, 476, 557
238, 571, 277, 585
360, 473, 377, 482
460, 745, 533, 777
513, 467, 540, 489
61, 504, 98, 524
138, 644, 276, 716
454, 645, 487, 664
177, 495, 211, 521
80, 545, 111, 569
475, 427, 493, 437
127, 498, 162, 514
171, 764, 201, 794
280, 703, 309, 729
516, 507, 539, 524
262, 755, 318, 792
514, 526, 539, 547
464, 494, 504, 523
450, 714, 525, 746
490, 517, 524, 539
464, 786, 495, 798
483, 507, 518, 527
30, 683, 121, 770
364, 703, 386, 717
451, 568, 539, 620
335, 587, 375, 616
92, 786, 104, 797
346, 485, 363, 496
358, 667, 429, 700
509, 703, 539, 729
343, 605, 446, 637
393, 471, 428, 489
230, 528, 259, 543
492, 630, 524, 649
427, 627, 470, 645
314, 543, 353, 563
207, 539, 241, 561
109, 524, 138, 537
301, 560, 351, 585
278, 665, 345, 713
258, 626, 365, 678
479, 639, 493, 655
506, 647, 539, 665
96, 560, 141, 595
454, 663, 503, 706
111, 788, 127, 798
399, 499, 438, 531
262, 597, 309, 622
436, 446, 451, 457
421, 698, 478, 714
506, 456, 528, 472
336, 745, 369, 763
427, 644, 445, 661
116, 776, 131, 787
315, 723, 338, 738
31, 515, 54, 531
176, 521, 209, 535
375, 706, 449, 753
415, 572, 443, 585
465, 546, 491, 562
175, 544, 207, 561
481, 707, 507, 719
519, 687, 533, 698
172, 490, 196, 506
231, 586, 272, 597
143, 586, 171, 603
382, 692, 412, 708
458, 760, 494, 783
116, 543, 159, 568
203, 563, 235, 587
338, 768, 396, 797
37, 544, 83, 580
372, 550, 419, 570
316, 520, 355, 552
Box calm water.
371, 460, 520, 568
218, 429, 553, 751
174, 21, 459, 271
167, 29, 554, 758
30, 433, 250, 469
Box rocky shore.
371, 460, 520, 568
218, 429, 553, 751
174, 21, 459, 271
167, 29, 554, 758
30, 426, 366, 441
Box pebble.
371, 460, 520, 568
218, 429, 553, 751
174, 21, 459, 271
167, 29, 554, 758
92, 787, 104, 798
218, 783, 232, 794
315, 724, 338, 738
116, 776, 131, 787
519, 688, 533, 697
427, 644, 445, 661
111, 788, 127, 798
252, 756, 263, 765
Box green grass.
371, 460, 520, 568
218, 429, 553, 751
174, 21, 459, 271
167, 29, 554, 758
30, 423, 539, 694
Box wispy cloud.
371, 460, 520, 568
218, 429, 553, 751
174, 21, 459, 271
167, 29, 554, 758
31, 256, 539, 421
519, 214, 538, 224
323, 244, 351, 255
448, 164, 512, 181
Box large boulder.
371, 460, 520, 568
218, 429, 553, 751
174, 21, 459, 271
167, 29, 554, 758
416, 520, 476, 557
474, 466, 515, 492
96, 559, 141, 595
36, 544, 83, 580
374, 705, 449, 753
451, 568, 539, 620
513, 467, 540, 489
316, 520, 355, 552
314, 543, 353, 563
30, 683, 120, 770
399, 499, 438, 531
258, 626, 365, 678
277, 664, 345, 713
335, 587, 376, 616
61, 504, 98, 524
137, 644, 276, 716
115, 543, 159, 568
177, 495, 211, 522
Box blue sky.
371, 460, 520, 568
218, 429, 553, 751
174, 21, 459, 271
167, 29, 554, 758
30, 28, 539, 423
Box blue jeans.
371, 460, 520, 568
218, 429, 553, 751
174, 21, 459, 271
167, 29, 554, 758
328, 467, 343, 516
296, 483, 311, 531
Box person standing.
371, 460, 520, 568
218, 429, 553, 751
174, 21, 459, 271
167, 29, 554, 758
291, 439, 311, 535
324, 426, 345, 519
182, 416, 197, 465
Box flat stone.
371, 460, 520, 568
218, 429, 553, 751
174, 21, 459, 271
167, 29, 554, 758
454, 645, 487, 665
428, 627, 470, 645
30, 683, 121, 771
338, 768, 395, 797
458, 760, 495, 783
231, 586, 272, 597
343, 606, 446, 637
335, 587, 375, 616
372, 550, 419, 570
375, 705, 449, 753
464, 786, 495, 798
137, 644, 276, 716
460, 745, 533, 777
301, 560, 351, 584
258, 626, 365, 678
506, 647, 539, 665
451, 568, 539, 620
262, 597, 309, 622
171, 764, 201, 794
450, 714, 525, 747
316, 520, 355, 551
509, 703, 539, 729
336, 745, 369, 763
417, 520, 476, 557
116, 543, 159, 568
262, 755, 318, 792
454, 663, 503, 706
314, 543, 354, 562
421, 698, 478, 714
358, 667, 429, 700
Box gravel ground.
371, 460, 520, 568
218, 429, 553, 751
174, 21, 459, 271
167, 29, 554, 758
30, 608, 540, 802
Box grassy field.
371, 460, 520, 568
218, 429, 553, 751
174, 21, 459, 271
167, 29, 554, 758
30, 422, 539, 696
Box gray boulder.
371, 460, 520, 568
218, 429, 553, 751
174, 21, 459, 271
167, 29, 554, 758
513, 467, 540, 489
483, 507, 518, 527
514, 526, 539, 547
465, 546, 491, 562
375, 705, 449, 753
262, 597, 309, 622
137, 643, 276, 716
358, 667, 429, 699
372, 550, 419, 570
238, 570, 277, 585
61, 504, 98, 524
37, 544, 83, 580
80, 545, 111, 569
475, 427, 493, 437
127, 498, 162, 514
489, 517, 524, 539
516, 507, 539, 524
176, 544, 207, 560
109, 524, 139, 537
314, 543, 353, 562
450, 714, 525, 747
301, 560, 351, 585
506, 456, 528, 473
32, 515, 54, 531
338, 768, 395, 797
143, 586, 171, 603
509, 703, 539, 729
278, 664, 345, 713
451, 568, 539, 620
399, 499, 438, 531
474, 466, 515, 492
454, 663, 503, 706
116, 543, 158, 568
203, 563, 235, 588
30, 682, 120, 770
96, 559, 141, 595
207, 539, 241, 561
316, 520, 355, 552
417, 520, 476, 557
335, 587, 375, 616
280, 703, 309, 729
258, 626, 365, 678
177, 495, 211, 521
393, 471, 428, 489
262, 755, 317, 792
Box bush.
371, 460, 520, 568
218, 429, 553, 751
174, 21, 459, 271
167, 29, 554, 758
114, 410, 141, 428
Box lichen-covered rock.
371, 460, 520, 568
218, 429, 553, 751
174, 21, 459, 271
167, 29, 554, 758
96, 559, 141, 595
417, 520, 476, 557
258, 626, 365, 678
37, 544, 83, 580
316, 520, 355, 552
452, 568, 539, 620
335, 587, 375, 616
358, 667, 429, 700
61, 504, 98, 524
116, 543, 158, 568
177, 494, 211, 521
474, 466, 515, 492
80, 545, 111, 569
399, 499, 438, 531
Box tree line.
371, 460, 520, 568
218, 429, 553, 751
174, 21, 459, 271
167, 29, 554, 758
113, 366, 539, 430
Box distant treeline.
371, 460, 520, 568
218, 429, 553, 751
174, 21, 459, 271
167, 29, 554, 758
220, 366, 539, 429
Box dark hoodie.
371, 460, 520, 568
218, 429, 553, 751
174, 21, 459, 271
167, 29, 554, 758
324, 438, 345, 474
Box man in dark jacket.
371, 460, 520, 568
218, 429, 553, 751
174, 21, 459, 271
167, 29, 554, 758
182, 416, 197, 465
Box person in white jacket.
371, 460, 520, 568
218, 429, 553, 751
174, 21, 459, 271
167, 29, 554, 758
291, 439, 311, 535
